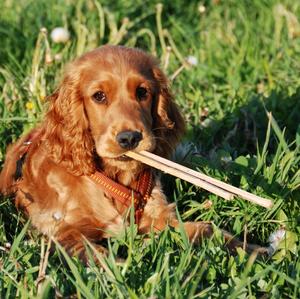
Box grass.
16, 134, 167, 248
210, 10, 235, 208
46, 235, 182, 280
0, 0, 300, 297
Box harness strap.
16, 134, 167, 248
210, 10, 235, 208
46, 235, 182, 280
14, 128, 44, 180
89, 168, 153, 223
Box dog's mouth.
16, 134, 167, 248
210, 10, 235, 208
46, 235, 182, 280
116, 154, 133, 162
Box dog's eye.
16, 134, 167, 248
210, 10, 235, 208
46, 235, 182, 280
92, 91, 106, 103
136, 87, 148, 101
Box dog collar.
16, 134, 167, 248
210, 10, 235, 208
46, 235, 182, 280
89, 168, 153, 223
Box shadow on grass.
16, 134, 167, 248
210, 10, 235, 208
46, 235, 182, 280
165, 87, 300, 205
192, 88, 300, 156
0, 196, 28, 243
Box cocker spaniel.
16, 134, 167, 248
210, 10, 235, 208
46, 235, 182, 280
0, 46, 267, 261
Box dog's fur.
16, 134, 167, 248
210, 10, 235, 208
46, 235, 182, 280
0, 46, 267, 260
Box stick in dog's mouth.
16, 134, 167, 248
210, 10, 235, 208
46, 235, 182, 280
125, 150, 273, 209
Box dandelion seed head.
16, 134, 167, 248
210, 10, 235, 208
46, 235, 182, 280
267, 228, 286, 256
50, 27, 70, 43
186, 55, 198, 66
198, 5, 206, 13
5, 242, 11, 249
268, 228, 285, 244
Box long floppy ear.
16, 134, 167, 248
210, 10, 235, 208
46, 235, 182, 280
152, 67, 185, 158
44, 68, 95, 176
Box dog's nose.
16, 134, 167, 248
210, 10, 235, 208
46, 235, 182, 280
116, 130, 143, 150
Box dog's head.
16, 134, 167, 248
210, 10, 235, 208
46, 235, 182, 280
45, 46, 185, 175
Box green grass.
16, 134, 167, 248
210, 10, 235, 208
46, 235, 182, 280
0, 0, 300, 297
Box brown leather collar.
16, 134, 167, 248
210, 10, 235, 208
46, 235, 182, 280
89, 169, 153, 223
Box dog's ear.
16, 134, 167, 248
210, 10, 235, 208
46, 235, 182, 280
152, 67, 185, 158
44, 67, 95, 175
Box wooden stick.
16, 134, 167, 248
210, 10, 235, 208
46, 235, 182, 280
127, 151, 233, 200
139, 151, 273, 208
125, 151, 273, 209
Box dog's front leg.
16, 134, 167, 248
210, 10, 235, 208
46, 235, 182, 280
55, 221, 108, 264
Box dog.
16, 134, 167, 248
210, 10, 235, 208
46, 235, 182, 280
0, 45, 268, 261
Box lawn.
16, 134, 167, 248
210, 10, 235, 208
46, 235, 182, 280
0, 0, 299, 298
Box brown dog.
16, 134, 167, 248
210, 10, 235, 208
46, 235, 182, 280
0, 46, 267, 261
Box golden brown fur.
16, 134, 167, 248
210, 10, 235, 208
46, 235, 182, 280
0, 46, 267, 261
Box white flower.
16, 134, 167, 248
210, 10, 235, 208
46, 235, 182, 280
198, 5, 206, 13
50, 27, 70, 43
5, 242, 11, 249
186, 55, 198, 66
267, 228, 286, 255
268, 228, 285, 244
